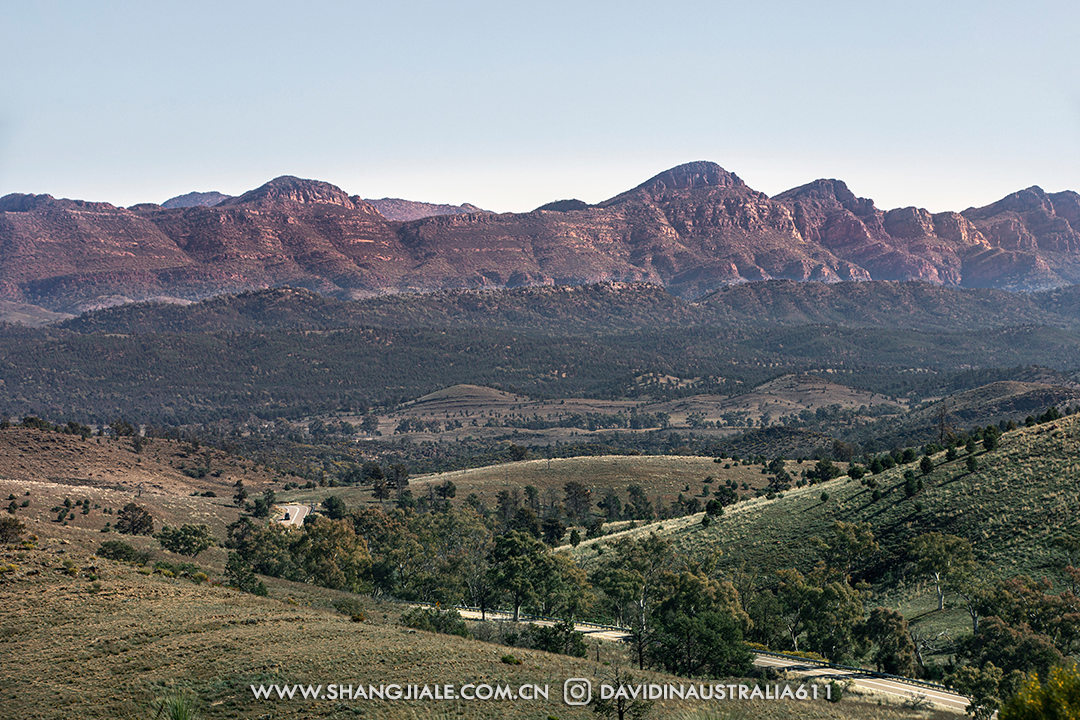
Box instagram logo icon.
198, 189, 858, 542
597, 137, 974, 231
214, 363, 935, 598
563, 678, 592, 705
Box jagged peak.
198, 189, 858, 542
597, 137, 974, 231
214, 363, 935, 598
220, 176, 358, 209
633, 161, 745, 194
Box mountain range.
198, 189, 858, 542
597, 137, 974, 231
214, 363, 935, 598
2, 161, 1079, 313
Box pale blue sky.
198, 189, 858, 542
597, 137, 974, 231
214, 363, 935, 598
1, 1, 1077, 213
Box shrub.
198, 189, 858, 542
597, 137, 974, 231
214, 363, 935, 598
905, 475, 919, 497
524, 619, 587, 657
0, 516, 25, 543
154, 560, 204, 580
115, 502, 154, 535
96, 539, 151, 564
153, 694, 201, 720
333, 597, 367, 618
1000, 664, 1080, 720
400, 607, 469, 638
224, 553, 268, 596
155, 524, 214, 558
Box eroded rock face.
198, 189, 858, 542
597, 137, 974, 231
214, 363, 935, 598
1, 162, 1079, 311
220, 175, 361, 210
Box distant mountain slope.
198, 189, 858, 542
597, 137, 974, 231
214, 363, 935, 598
160, 191, 233, 208
3, 162, 1080, 311
860, 380, 1080, 448
365, 197, 488, 221
57, 281, 1080, 336
695, 279, 1074, 330
0, 300, 74, 326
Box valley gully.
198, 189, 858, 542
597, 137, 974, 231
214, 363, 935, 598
250, 680, 830, 705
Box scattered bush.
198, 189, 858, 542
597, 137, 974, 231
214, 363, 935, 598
524, 619, 587, 658
225, 554, 268, 596
0, 516, 25, 543
333, 597, 367, 619
96, 539, 151, 564
153, 694, 201, 720
155, 524, 215, 558
1000, 664, 1080, 719
400, 607, 469, 638
115, 502, 154, 535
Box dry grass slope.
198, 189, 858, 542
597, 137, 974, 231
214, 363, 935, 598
0, 540, 957, 720
0, 427, 965, 719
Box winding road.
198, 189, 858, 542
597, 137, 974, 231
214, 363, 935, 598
450, 607, 969, 713
277, 503, 310, 526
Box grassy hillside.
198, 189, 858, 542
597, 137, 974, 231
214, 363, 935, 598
285, 455, 778, 525
0, 539, 953, 720
0, 429, 280, 565
577, 415, 1080, 615
0, 427, 952, 720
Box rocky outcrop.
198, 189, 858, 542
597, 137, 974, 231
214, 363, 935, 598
960, 186, 1080, 289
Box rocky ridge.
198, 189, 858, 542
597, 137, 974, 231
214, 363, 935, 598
1, 161, 1079, 312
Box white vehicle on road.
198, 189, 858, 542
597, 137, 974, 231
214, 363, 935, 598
277, 504, 310, 526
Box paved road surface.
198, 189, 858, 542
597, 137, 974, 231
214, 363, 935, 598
452, 608, 968, 713
753, 654, 969, 713
277, 504, 310, 526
